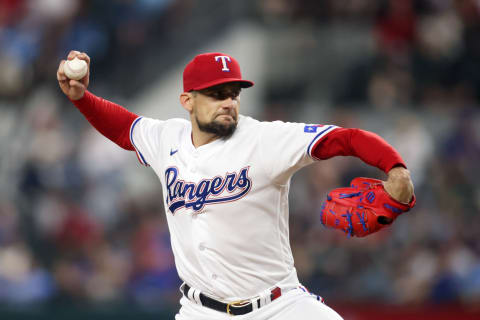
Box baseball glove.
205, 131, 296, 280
320, 177, 416, 237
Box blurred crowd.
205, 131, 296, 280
260, 0, 480, 109
0, 0, 479, 315
0, 0, 192, 99
0, 0, 184, 308
260, 0, 480, 308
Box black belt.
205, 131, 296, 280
182, 283, 282, 316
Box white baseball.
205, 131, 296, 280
64, 57, 88, 80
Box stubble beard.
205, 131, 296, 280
196, 114, 238, 138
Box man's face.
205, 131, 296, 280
191, 82, 241, 138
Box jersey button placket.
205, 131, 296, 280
190, 151, 198, 173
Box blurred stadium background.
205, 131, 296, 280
1, 0, 479, 319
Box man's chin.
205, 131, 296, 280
214, 121, 237, 136
199, 120, 237, 137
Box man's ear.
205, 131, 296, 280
180, 92, 194, 113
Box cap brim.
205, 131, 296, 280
191, 78, 254, 91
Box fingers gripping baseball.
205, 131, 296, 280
320, 177, 416, 237
57, 51, 91, 100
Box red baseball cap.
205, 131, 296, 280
183, 52, 254, 92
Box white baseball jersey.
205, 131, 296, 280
130, 114, 338, 301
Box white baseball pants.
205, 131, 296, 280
175, 287, 344, 320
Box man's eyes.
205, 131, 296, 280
205, 90, 240, 100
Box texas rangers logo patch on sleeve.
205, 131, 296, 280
304, 124, 324, 133
164, 166, 252, 214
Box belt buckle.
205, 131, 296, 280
226, 300, 249, 316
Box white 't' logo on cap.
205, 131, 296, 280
215, 56, 231, 72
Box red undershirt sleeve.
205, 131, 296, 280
311, 128, 406, 173
70, 90, 138, 151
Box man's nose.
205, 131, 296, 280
220, 97, 235, 108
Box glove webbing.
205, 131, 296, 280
321, 192, 370, 237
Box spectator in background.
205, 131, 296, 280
0, 0, 479, 315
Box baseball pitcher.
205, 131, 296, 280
57, 51, 415, 319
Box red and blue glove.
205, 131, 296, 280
320, 177, 416, 237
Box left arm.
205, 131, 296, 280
312, 128, 414, 203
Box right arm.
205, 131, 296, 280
57, 51, 138, 150
311, 128, 414, 204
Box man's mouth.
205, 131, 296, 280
216, 113, 236, 120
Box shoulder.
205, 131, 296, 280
164, 117, 191, 129
131, 117, 191, 142
238, 115, 301, 129
235, 115, 270, 138
237, 115, 260, 128
253, 117, 308, 133
135, 117, 190, 129
238, 116, 337, 137
235, 117, 311, 144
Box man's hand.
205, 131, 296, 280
383, 166, 414, 204
57, 51, 90, 100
